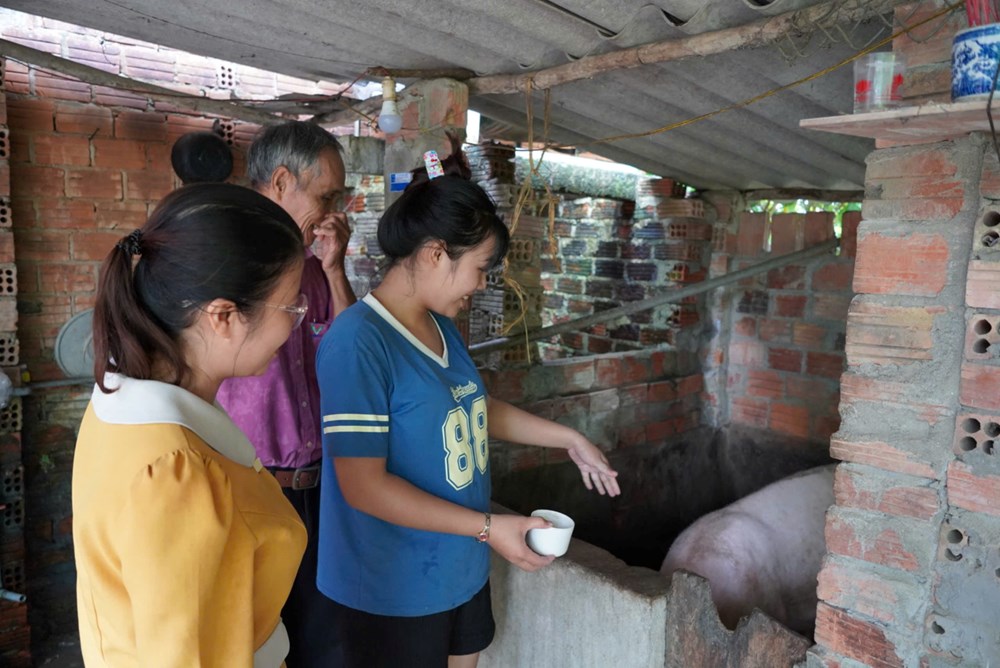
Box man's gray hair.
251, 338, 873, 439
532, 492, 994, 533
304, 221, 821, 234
247, 121, 343, 190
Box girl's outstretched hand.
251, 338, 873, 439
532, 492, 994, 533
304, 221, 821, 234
567, 437, 621, 497
487, 514, 555, 572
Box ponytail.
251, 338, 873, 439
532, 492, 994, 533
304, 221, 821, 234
92, 183, 303, 393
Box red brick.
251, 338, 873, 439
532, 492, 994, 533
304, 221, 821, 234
770, 213, 803, 255
32, 135, 91, 166
746, 370, 783, 400
732, 397, 768, 428
824, 514, 920, 572
36, 263, 97, 293
618, 383, 647, 406
812, 262, 854, 292
845, 302, 940, 366
92, 138, 148, 170
758, 318, 792, 343
65, 35, 123, 74
6, 98, 56, 132
959, 363, 1000, 412
805, 211, 835, 246
645, 419, 675, 442
676, 374, 703, 397
853, 233, 949, 296
95, 86, 150, 111
869, 174, 964, 201
830, 437, 936, 479
814, 604, 904, 668
787, 376, 838, 406
66, 169, 123, 199
33, 70, 92, 103
125, 170, 172, 201
114, 111, 168, 141
813, 293, 852, 321
769, 347, 802, 372
9, 132, 30, 164
559, 360, 596, 393
862, 196, 963, 221
551, 394, 590, 420
54, 103, 113, 136
840, 211, 861, 259
94, 200, 147, 230
774, 294, 807, 318
484, 368, 525, 402
947, 460, 1000, 517
866, 147, 957, 180
69, 231, 120, 261
35, 198, 97, 230
10, 165, 65, 197
817, 559, 904, 625
594, 358, 623, 388
769, 402, 810, 438
734, 316, 756, 337
619, 356, 651, 385
730, 340, 766, 368
647, 380, 676, 403
966, 260, 1000, 309
766, 265, 806, 290
834, 466, 939, 520
122, 49, 177, 82
807, 352, 844, 379
736, 212, 766, 256
793, 322, 828, 349
11, 229, 69, 262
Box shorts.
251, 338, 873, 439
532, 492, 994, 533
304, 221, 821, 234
328, 581, 495, 668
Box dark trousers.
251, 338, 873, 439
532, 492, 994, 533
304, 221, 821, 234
281, 481, 344, 667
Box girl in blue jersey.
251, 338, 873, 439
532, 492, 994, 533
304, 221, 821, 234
316, 174, 620, 667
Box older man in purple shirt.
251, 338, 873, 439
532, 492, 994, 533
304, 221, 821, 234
217, 121, 355, 667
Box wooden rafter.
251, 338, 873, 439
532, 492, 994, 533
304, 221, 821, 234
0, 38, 281, 126
315, 0, 916, 127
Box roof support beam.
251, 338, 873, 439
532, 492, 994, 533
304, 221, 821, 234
0, 38, 280, 126
468, 0, 917, 95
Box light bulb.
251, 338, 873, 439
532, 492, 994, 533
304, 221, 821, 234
378, 75, 403, 135
378, 99, 403, 134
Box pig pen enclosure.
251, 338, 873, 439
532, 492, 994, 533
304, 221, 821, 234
463, 196, 857, 667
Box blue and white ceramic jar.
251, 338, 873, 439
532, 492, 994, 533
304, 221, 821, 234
953, 23, 1000, 100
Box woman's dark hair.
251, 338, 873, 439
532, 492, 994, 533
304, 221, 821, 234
92, 183, 304, 393
377, 175, 509, 270
170, 131, 233, 184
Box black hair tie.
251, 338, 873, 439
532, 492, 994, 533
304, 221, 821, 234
116, 229, 143, 256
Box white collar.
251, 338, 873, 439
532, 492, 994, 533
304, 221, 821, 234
363, 293, 449, 368
90, 373, 263, 471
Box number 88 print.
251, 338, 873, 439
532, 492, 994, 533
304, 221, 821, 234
442, 396, 488, 490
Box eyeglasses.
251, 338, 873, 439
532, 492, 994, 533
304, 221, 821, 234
263, 293, 309, 329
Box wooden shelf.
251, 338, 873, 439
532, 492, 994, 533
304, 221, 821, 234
800, 99, 997, 145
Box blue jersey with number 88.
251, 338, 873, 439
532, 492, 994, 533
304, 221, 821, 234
316, 294, 491, 617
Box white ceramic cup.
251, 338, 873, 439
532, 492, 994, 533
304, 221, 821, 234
526, 509, 575, 557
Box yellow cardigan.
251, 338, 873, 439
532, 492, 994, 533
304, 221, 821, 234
72, 375, 307, 667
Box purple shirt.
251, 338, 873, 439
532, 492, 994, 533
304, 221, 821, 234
217, 252, 332, 469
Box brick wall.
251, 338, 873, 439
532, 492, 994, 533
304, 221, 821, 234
481, 347, 704, 478
539, 184, 710, 358
715, 209, 858, 446
0, 56, 31, 668
809, 137, 986, 668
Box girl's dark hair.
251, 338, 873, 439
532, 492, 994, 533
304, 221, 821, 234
377, 175, 509, 269
93, 182, 304, 393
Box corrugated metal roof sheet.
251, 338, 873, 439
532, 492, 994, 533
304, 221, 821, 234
1, 0, 896, 190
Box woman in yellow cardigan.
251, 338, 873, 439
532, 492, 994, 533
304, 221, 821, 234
73, 183, 308, 667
